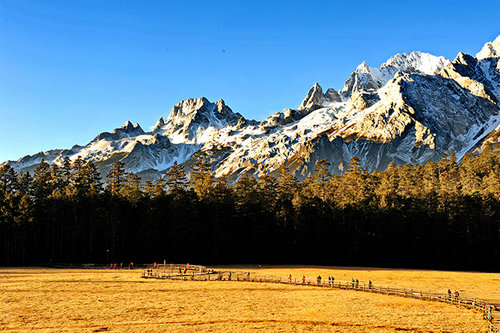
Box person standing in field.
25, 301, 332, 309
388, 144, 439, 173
288, 274, 292, 283
368, 280, 372, 290
317, 275, 321, 285
448, 289, 451, 301
302, 275, 306, 284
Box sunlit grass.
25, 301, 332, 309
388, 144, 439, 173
0, 267, 496, 332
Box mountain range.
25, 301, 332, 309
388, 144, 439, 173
3, 35, 500, 181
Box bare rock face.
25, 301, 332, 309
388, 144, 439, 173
298, 82, 325, 111
346, 90, 380, 111
324, 88, 342, 103
341, 62, 380, 98
3, 35, 500, 181
153, 117, 165, 131
298, 83, 343, 111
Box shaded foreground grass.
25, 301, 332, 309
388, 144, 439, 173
0, 267, 498, 332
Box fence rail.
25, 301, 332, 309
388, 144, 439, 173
142, 267, 499, 332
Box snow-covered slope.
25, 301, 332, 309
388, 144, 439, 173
3, 35, 500, 181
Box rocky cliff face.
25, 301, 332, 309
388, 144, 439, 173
3, 35, 500, 181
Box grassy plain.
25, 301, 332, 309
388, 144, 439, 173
0, 267, 498, 332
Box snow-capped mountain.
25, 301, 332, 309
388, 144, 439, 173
3, 35, 500, 181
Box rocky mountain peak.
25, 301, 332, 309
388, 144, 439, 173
119, 121, 143, 132
153, 117, 165, 131
383, 51, 450, 76
92, 120, 145, 142
298, 82, 323, 111
160, 97, 242, 143
453, 52, 476, 66
341, 51, 450, 100
3, 36, 499, 183
298, 83, 341, 111
355, 61, 371, 74
476, 35, 500, 60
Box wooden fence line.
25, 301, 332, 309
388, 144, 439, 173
141, 268, 499, 332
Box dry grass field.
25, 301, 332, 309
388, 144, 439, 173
0, 267, 498, 332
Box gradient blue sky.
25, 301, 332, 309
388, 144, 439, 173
0, 0, 499, 162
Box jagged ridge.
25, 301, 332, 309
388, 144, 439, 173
3, 35, 500, 181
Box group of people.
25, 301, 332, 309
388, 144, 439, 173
447, 289, 460, 301
287, 274, 371, 290
315, 275, 335, 285
288, 274, 324, 285
109, 262, 133, 269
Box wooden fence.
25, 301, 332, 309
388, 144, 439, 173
142, 268, 499, 332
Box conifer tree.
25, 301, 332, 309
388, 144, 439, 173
190, 159, 215, 200
32, 160, 53, 201
106, 161, 126, 196
122, 173, 143, 202
165, 161, 188, 195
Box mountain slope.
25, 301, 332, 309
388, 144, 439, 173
3, 35, 500, 181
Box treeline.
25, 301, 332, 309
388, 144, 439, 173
0, 147, 499, 270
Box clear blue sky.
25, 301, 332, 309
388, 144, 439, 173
0, 0, 499, 162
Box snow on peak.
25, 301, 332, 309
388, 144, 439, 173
341, 51, 450, 99
355, 61, 371, 74
159, 97, 242, 144
476, 35, 500, 60
383, 51, 450, 76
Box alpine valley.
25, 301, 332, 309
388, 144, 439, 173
4, 36, 500, 181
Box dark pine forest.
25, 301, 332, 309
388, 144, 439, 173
0, 147, 499, 271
